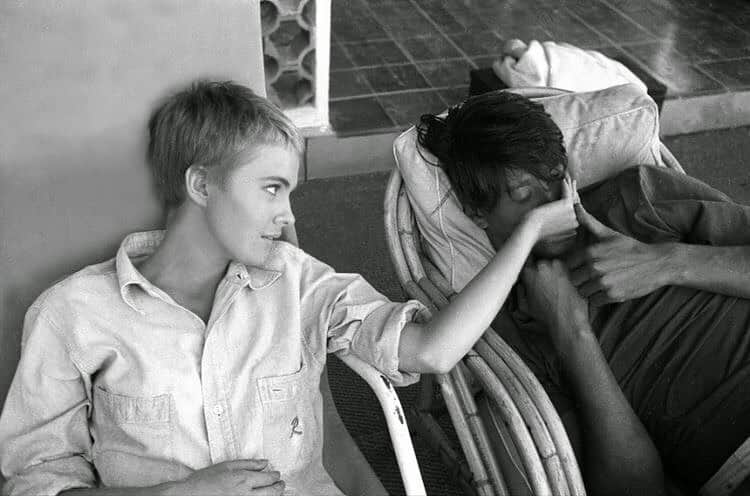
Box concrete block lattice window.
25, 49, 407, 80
261, 0, 330, 134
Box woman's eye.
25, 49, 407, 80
265, 185, 280, 196
510, 185, 532, 203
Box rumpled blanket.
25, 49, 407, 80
493, 39, 648, 93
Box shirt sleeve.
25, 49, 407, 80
582, 165, 750, 246
0, 306, 96, 496
300, 257, 430, 387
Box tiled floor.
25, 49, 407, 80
328, 0, 750, 136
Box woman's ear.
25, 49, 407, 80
185, 164, 209, 207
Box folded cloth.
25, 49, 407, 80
493, 39, 648, 94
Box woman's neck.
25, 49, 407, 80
138, 204, 229, 301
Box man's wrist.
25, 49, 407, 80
660, 242, 687, 286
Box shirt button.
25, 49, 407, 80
212, 404, 224, 416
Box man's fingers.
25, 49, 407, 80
578, 279, 603, 298
569, 267, 590, 287
565, 249, 587, 270
574, 203, 615, 239
589, 291, 612, 308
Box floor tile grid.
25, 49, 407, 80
593, 0, 745, 94
562, 0, 729, 97
330, 0, 490, 128
355, 0, 480, 110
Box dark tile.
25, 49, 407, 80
448, 31, 504, 57
472, 55, 497, 69
330, 42, 354, 71
360, 64, 430, 92
332, 17, 388, 43
344, 40, 408, 66
668, 22, 750, 63
423, 7, 468, 34
568, 0, 655, 44
329, 97, 396, 133
475, 2, 551, 29
377, 90, 448, 126
400, 34, 462, 61
624, 42, 725, 95
494, 24, 554, 46
537, 9, 608, 48
683, 0, 750, 32
416, 59, 474, 87
369, 2, 422, 19
602, 0, 686, 38
329, 70, 372, 99
699, 58, 750, 89
441, 7, 493, 32
437, 86, 470, 107
384, 15, 440, 39
331, 1, 370, 21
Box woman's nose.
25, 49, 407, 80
274, 205, 295, 226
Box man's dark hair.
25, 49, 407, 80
147, 80, 303, 209
417, 91, 567, 213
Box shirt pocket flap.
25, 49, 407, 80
256, 360, 305, 403
95, 386, 172, 424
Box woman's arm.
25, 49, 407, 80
398, 176, 579, 374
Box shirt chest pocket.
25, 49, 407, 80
256, 359, 321, 475
92, 386, 176, 485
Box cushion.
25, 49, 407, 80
393, 83, 662, 291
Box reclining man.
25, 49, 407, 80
418, 91, 750, 496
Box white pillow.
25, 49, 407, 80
393, 83, 662, 291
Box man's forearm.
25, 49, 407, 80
668, 244, 750, 299
554, 323, 665, 496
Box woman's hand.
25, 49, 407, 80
160, 459, 286, 496
523, 173, 579, 242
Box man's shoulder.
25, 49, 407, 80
605, 163, 679, 185
583, 164, 684, 203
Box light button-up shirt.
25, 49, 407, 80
0, 231, 426, 496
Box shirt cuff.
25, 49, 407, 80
3, 457, 96, 496
352, 299, 431, 387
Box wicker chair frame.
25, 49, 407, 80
383, 87, 685, 495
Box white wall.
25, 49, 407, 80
0, 1, 265, 410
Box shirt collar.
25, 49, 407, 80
226, 260, 283, 290
116, 230, 284, 310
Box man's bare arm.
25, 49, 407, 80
522, 259, 665, 496
667, 243, 750, 298
568, 204, 750, 305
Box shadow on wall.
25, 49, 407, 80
0, 0, 266, 409
0, 128, 164, 408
